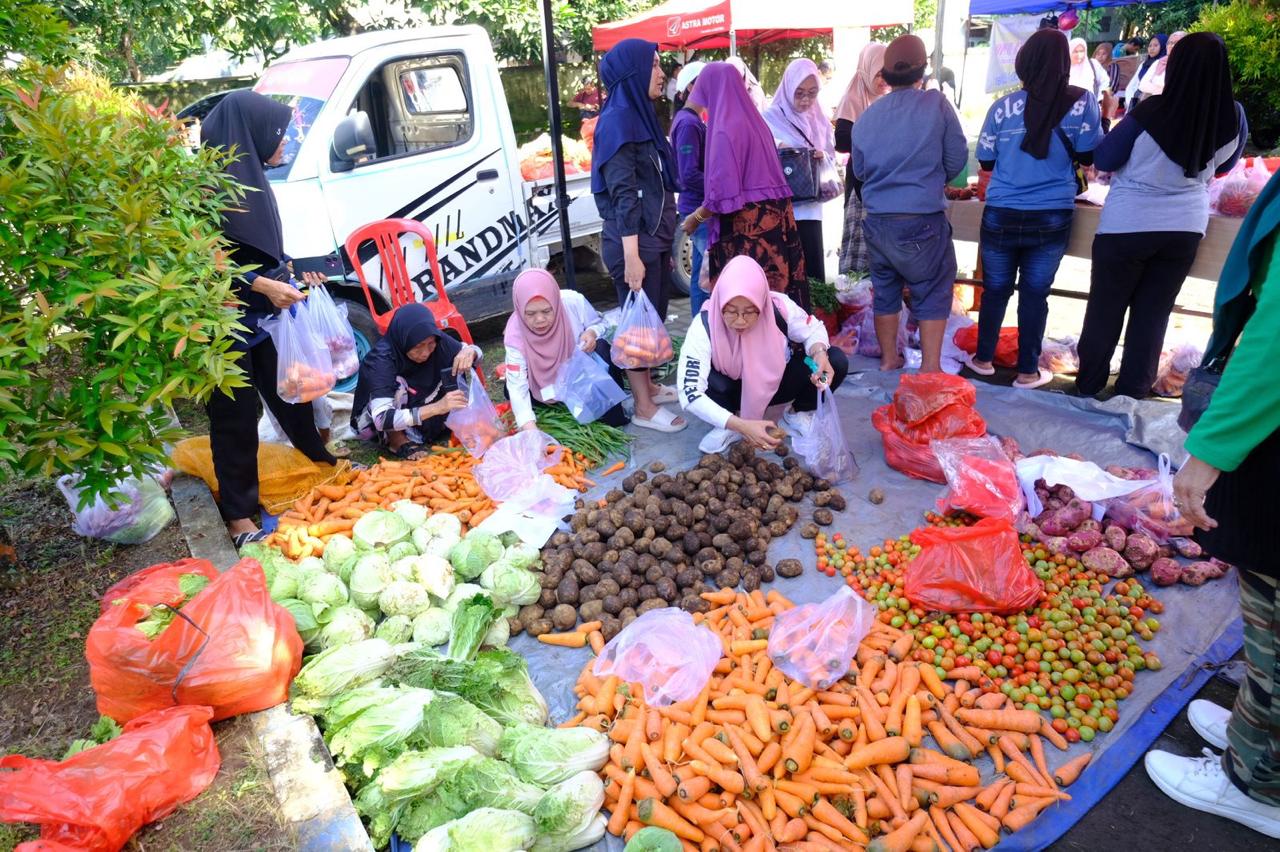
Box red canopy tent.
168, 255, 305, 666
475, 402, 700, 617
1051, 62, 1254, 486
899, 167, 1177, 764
592, 0, 913, 52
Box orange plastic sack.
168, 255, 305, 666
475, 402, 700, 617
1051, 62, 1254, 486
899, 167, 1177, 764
0, 705, 220, 852
87, 558, 303, 723
906, 518, 1043, 614
98, 558, 217, 616
952, 325, 1019, 369
171, 436, 349, 514
890, 403, 987, 444
872, 405, 947, 483
892, 373, 977, 426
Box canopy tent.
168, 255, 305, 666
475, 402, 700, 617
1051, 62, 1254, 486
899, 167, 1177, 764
969, 0, 1166, 14
591, 0, 913, 52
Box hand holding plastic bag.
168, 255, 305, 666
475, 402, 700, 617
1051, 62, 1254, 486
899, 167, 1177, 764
305, 285, 360, 378
56, 474, 174, 545
933, 436, 1024, 521
905, 518, 1043, 614
1103, 454, 1193, 543
556, 349, 627, 424
767, 587, 876, 689
260, 303, 336, 404
793, 387, 858, 484
593, 608, 722, 706
446, 369, 503, 458
0, 706, 220, 852
611, 291, 674, 369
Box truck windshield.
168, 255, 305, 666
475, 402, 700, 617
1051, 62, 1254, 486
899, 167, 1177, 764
254, 56, 350, 180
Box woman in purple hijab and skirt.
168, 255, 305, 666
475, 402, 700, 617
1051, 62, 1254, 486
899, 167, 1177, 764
680, 62, 810, 311
591, 38, 686, 433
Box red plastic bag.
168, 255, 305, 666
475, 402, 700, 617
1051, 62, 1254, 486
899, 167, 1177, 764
906, 518, 1043, 613
98, 558, 217, 616
891, 403, 987, 444
0, 706, 220, 852
87, 558, 303, 723
892, 373, 978, 426
933, 437, 1025, 521
952, 325, 1019, 369
872, 405, 947, 483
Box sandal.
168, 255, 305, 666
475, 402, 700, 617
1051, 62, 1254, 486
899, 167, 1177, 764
390, 442, 429, 460
1013, 369, 1054, 390
651, 385, 678, 405
964, 354, 996, 377
631, 406, 687, 433
232, 529, 270, 549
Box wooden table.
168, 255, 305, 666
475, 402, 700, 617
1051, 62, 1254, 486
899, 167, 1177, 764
946, 200, 1242, 283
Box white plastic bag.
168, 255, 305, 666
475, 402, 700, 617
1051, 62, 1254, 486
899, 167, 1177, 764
1103, 454, 1193, 543
767, 587, 877, 689
474, 430, 575, 518
260, 304, 336, 404
593, 608, 722, 706
556, 349, 627, 425
305, 285, 360, 378
445, 369, 502, 458
792, 387, 858, 484
57, 474, 175, 544
1015, 455, 1150, 519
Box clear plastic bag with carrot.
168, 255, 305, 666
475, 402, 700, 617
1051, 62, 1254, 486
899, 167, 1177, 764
592, 607, 722, 706
260, 302, 337, 404
445, 369, 503, 458
610, 291, 674, 369
766, 586, 877, 689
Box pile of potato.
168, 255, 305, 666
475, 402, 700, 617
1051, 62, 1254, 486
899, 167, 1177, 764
513, 444, 845, 641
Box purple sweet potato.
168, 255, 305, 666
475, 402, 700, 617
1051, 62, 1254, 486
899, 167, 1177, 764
1067, 529, 1104, 553
1151, 557, 1182, 586
1179, 561, 1219, 586
1052, 484, 1076, 502
1209, 558, 1233, 579
1055, 498, 1094, 530
1038, 510, 1073, 537
1123, 533, 1159, 570
999, 435, 1024, 462
1171, 537, 1204, 559
1044, 497, 1066, 512
1016, 515, 1043, 540
1076, 519, 1102, 534
1103, 525, 1128, 551
1156, 544, 1176, 561
1082, 547, 1133, 578
1106, 465, 1159, 481
1042, 536, 1072, 556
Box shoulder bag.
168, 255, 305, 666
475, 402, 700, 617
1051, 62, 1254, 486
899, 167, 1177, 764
1179, 294, 1257, 432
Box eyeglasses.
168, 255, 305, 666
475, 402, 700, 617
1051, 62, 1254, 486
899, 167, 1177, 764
721, 307, 761, 321
794, 88, 820, 101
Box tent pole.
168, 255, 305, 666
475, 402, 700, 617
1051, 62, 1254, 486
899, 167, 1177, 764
933, 0, 946, 87
730, 29, 737, 57
540, 0, 577, 290
958, 17, 971, 108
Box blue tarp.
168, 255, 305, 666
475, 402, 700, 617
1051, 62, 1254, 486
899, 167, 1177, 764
970, 0, 1166, 16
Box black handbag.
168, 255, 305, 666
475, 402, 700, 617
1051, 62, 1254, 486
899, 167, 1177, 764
779, 147, 821, 202
1178, 294, 1256, 432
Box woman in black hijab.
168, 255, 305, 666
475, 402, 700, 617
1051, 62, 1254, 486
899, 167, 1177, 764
201, 90, 335, 547
350, 304, 480, 459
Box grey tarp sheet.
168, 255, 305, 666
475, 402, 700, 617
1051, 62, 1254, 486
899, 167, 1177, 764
509, 360, 1241, 850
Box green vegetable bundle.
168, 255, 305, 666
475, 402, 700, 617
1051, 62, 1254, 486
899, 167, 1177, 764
533, 404, 632, 467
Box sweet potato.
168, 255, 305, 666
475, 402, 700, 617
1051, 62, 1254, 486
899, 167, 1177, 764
1122, 533, 1159, 570
1170, 537, 1203, 559
1081, 547, 1132, 578
1042, 536, 1071, 556
1209, 558, 1233, 578
1076, 519, 1101, 533
1067, 529, 1103, 554
1179, 561, 1220, 586
1103, 525, 1128, 551
1150, 557, 1181, 587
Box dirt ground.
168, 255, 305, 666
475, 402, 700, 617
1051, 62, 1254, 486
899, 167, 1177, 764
0, 475, 294, 851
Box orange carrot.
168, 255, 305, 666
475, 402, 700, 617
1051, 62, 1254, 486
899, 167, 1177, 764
844, 736, 910, 770
954, 708, 1044, 734
601, 460, 626, 476
609, 769, 636, 836
637, 798, 705, 843
866, 810, 929, 852
641, 742, 679, 798
953, 802, 1000, 849
991, 778, 1017, 821
538, 631, 588, 647
1054, 752, 1092, 787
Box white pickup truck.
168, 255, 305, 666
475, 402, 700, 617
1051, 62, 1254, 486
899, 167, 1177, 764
237, 26, 603, 380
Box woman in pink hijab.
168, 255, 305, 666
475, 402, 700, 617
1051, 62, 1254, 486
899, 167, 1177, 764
677, 256, 847, 454
503, 269, 631, 429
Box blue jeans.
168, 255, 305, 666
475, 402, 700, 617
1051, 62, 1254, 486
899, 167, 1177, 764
687, 221, 710, 315
977, 206, 1073, 375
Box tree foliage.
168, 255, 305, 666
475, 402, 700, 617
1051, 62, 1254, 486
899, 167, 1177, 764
1194, 0, 1280, 148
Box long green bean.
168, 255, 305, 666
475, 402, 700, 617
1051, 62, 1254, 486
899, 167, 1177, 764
534, 404, 633, 467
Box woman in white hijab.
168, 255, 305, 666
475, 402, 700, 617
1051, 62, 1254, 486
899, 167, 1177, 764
1069, 37, 1112, 101
764, 57, 839, 285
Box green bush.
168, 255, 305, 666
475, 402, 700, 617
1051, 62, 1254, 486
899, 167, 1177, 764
0, 66, 247, 503
1195, 0, 1280, 149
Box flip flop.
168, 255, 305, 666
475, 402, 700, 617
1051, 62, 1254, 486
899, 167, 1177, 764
1013, 369, 1054, 390
390, 442, 429, 460
964, 354, 996, 377
232, 529, 270, 549
631, 406, 687, 433
651, 385, 678, 405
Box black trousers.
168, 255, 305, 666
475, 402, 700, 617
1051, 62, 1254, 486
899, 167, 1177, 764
507, 339, 631, 428
797, 218, 825, 288
207, 337, 336, 521
1076, 231, 1202, 398
706, 348, 849, 414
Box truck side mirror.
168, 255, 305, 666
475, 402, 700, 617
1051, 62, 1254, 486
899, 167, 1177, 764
330, 111, 375, 173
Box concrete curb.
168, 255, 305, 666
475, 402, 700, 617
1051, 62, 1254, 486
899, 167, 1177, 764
171, 473, 373, 852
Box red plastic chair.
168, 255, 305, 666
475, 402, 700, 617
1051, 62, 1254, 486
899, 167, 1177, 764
344, 218, 476, 347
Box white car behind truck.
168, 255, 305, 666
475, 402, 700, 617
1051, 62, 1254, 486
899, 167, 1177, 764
243, 26, 604, 387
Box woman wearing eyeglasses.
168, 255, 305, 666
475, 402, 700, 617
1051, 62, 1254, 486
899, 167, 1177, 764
678, 256, 848, 454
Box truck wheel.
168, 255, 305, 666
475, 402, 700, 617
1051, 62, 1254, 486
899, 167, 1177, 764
671, 229, 692, 296
336, 298, 380, 394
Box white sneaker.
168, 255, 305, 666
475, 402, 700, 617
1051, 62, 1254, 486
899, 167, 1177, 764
1145, 748, 1280, 838
1188, 699, 1231, 750
783, 409, 815, 438
698, 427, 741, 454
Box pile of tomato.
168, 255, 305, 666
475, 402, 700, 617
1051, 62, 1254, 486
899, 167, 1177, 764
814, 511, 1166, 743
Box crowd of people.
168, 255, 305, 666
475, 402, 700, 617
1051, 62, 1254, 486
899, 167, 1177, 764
197, 23, 1280, 840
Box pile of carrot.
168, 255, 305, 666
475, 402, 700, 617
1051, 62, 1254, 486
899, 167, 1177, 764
560, 588, 1093, 852
266, 445, 596, 559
